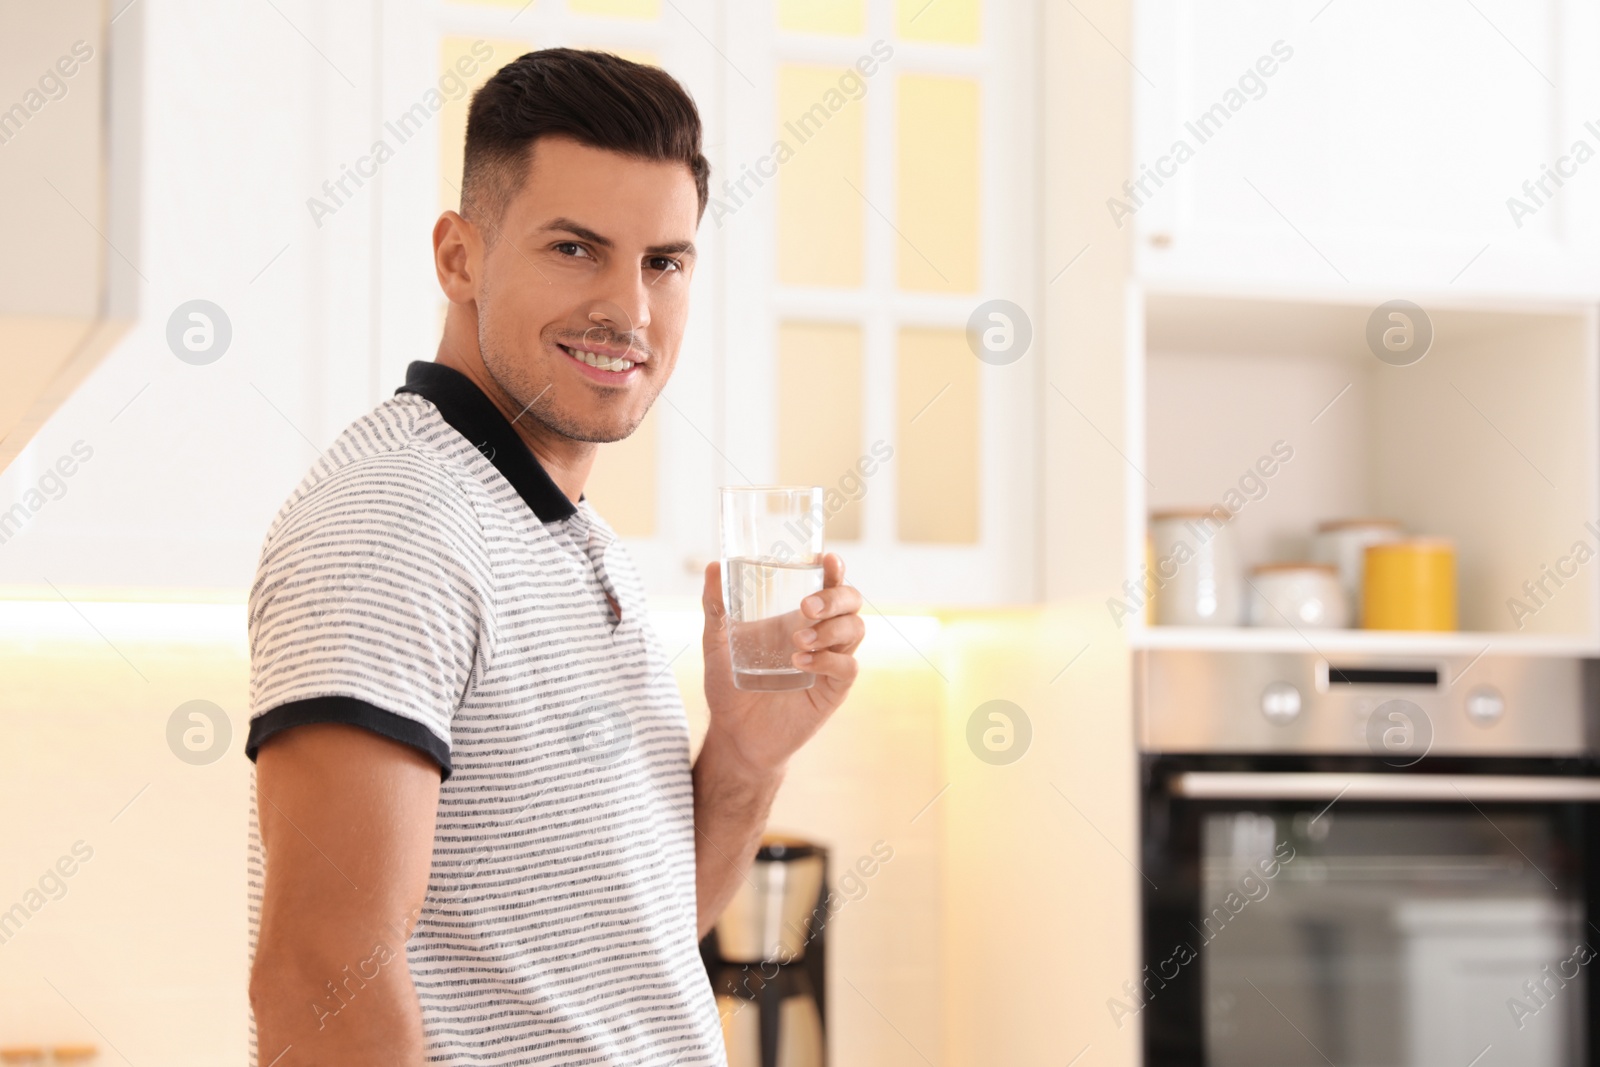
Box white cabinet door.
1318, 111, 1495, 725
717, 0, 1041, 606
1130, 0, 1600, 298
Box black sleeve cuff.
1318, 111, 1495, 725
245, 696, 452, 781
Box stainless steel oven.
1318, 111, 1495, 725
1137, 649, 1600, 1067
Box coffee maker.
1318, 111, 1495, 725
700, 836, 829, 1067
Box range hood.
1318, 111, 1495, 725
0, 0, 141, 473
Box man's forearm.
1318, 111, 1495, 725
691, 728, 786, 938
251, 924, 428, 1066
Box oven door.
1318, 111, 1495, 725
1141, 757, 1600, 1067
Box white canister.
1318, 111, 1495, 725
1247, 563, 1349, 628
1149, 508, 1242, 626
1311, 519, 1403, 622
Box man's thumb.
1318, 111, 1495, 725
702, 561, 726, 640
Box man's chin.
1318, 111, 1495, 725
544, 412, 647, 445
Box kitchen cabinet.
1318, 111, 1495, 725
0, 0, 140, 474
714, 0, 1040, 605
1129, 0, 1600, 298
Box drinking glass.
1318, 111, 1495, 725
719, 486, 826, 691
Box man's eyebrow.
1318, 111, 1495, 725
646, 239, 697, 258
539, 218, 695, 259
541, 217, 613, 248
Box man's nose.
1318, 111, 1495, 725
589, 263, 652, 339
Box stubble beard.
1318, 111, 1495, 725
477, 321, 653, 445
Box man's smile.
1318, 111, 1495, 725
557, 338, 643, 378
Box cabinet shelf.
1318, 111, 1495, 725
1129, 624, 1598, 659
1129, 288, 1600, 646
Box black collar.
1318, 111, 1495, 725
396, 361, 577, 524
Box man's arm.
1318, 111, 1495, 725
691, 730, 784, 937
693, 554, 863, 937
250, 723, 441, 1066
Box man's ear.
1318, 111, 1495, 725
434, 210, 482, 304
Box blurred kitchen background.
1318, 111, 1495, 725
5, 0, 1600, 1064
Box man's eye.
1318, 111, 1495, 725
554, 242, 589, 258
649, 256, 682, 273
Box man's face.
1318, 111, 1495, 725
473, 135, 699, 443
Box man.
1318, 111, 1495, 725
245, 49, 863, 1066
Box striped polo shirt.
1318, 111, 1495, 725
244, 361, 726, 1067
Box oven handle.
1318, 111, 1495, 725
1169, 772, 1600, 803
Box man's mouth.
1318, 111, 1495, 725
559, 343, 638, 374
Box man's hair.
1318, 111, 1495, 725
461, 48, 710, 233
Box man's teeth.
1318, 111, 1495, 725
565, 346, 634, 372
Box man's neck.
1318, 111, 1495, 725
434, 338, 594, 506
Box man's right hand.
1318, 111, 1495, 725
251, 723, 441, 1066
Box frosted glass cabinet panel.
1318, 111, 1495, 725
897, 327, 979, 544
778, 0, 866, 36
568, 0, 661, 18
896, 0, 981, 44
776, 64, 868, 288
896, 74, 981, 293
779, 322, 866, 540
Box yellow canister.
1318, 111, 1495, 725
1361, 538, 1456, 631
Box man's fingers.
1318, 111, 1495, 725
821, 552, 846, 588
702, 561, 726, 631
792, 614, 865, 653
792, 648, 859, 685
801, 582, 862, 621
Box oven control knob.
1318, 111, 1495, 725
1465, 685, 1505, 727
1261, 681, 1302, 725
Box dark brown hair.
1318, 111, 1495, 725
461, 48, 710, 231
